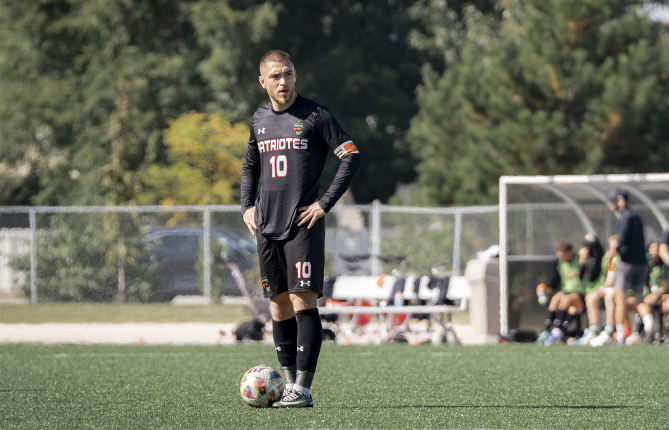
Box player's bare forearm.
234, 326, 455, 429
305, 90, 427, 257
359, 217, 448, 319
243, 207, 257, 236
296, 202, 325, 229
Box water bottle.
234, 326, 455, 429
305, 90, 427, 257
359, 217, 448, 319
394, 291, 404, 307
537, 283, 548, 306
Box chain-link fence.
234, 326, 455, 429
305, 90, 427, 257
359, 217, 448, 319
0, 203, 524, 304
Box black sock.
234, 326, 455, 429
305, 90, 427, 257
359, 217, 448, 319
295, 308, 322, 390
545, 311, 557, 331
553, 310, 567, 331
561, 313, 575, 333
636, 314, 644, 334
272, 317, 298, 385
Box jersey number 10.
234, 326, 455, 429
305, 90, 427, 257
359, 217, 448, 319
269, 155, 287, 178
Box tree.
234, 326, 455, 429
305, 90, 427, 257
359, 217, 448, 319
194, 0, 429, 203
139, 111, 248, 206
10, 212, 161, 302
0, 0, 433, 207
0, 0, 231, 206
410, 0, 669, 206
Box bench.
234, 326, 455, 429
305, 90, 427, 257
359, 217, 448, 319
318, 275, 471, 342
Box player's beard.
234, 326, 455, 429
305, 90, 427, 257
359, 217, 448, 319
272, 85, 295, 105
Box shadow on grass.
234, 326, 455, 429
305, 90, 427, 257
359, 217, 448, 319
347, 405, 639, 410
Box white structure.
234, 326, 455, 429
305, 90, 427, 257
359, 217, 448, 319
0, 229, 30, 293
499, 173, 669, 336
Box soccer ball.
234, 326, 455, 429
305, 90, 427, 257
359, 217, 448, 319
239, 365, 284, 408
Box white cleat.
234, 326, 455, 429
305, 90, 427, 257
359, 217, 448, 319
590, 331, 613, 347
625, 333, 643, 345
576, 330, 598, 346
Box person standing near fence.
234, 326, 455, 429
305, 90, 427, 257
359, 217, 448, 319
608, 189, 649, 345
240, 50, 362, 408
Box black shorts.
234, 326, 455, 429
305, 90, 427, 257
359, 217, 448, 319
256, 218, 325, 299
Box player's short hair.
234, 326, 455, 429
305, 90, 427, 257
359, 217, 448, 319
259, 50, 294, 74
556, 240, 573, 253
607, 189, 629, 202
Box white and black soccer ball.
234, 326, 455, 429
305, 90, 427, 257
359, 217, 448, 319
239, 365, 284, 408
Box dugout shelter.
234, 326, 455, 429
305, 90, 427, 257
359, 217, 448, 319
499, 173, 669, 336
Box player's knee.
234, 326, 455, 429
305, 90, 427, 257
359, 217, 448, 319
270, 293, 294, 320
290, 291, 318, 312
586, 294, 597, 308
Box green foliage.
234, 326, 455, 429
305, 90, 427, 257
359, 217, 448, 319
380, 212, 455, 274
4, 0, 668, 210
410, 0, 669, 206
0, 0, 427, 207
0, 0, 214, 206
0, 303, 248, 323
139, 112, 248, 206
257, 0, 427, 203
10, 213, 161, 302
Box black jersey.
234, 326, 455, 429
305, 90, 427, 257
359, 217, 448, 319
240, 95, 362, 240
660, 229, 669, 248
616, 208, 646, 265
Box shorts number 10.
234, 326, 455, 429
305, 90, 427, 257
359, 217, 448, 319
295, 261, 311, 279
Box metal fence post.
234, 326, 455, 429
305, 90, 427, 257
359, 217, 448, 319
452, 211, 462, 275
370, 200, 381, 276
29, 209, 37, 304
499, 178, 508, 337
203, 207, 212, 305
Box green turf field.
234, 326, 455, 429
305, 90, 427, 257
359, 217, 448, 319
0, 303, 470, 325
1, 344, 668, 429
0, 303, 248, 324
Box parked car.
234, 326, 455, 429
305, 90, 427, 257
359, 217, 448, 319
143, 228, 257, 301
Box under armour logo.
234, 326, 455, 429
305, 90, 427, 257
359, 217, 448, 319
275, 346, 281, 351
297, 346, 305, 352
300, 280, 310, 287
257, 128, 266, 135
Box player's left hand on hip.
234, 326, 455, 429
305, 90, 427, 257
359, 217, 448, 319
297, 202, 325, 229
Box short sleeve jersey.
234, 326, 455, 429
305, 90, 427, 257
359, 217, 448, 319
558, 257, 585, 294
608, 255, 621, 272
644, 254, 668, 296
242, 95, 359, 240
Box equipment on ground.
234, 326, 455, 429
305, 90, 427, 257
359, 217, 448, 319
239, 365, 284, 408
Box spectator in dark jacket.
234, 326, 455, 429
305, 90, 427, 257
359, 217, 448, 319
608, 189, 651, 344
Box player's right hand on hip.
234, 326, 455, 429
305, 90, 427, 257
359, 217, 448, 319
243, 207, 257, 236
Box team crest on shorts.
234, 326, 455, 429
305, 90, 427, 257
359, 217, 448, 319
261, 277, 270, 292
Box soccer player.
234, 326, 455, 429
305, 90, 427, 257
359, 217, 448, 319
240, 50, 362, 408
536, 240, 586, 345
626, 240, 668, 344
571, 234, 614, 346
608, 189, 647, 345
581, 235, 619, 346
658, 229, 669, 340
